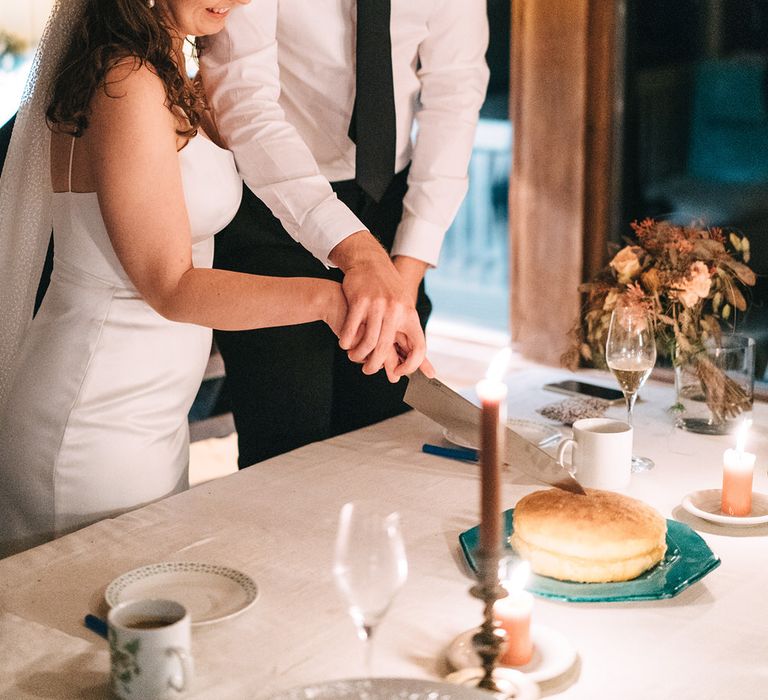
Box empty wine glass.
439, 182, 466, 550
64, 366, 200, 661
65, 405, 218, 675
606, 303, 657, 472
332, 501, 408, 677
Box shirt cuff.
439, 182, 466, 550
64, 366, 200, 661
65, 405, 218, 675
298, 197, 367, 268
390, 214, 447, 268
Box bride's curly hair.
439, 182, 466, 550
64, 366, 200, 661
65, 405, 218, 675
47, 0, 206, 138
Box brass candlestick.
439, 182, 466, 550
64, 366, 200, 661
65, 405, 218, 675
469, 547, 508, 692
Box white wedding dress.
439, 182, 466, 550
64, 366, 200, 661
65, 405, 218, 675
0, 134, 242, 558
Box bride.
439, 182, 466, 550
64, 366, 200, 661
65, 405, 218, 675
0, 0, 362, 557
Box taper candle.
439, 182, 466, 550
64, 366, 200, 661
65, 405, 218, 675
476, 349, 511, 553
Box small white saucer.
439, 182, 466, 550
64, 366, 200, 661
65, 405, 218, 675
681, 489, 768, 527
446, 625, 576, 683
444, 668, 541, 700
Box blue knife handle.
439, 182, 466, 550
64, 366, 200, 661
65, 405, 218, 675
84, 614, 109, 640
422, 443, 478, 462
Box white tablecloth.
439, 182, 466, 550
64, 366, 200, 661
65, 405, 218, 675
1, 366, 767, 699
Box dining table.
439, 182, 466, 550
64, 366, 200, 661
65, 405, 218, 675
1, 362, 767, 699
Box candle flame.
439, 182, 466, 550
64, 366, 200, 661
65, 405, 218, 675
500, 559, 531, 592
735, 419, 752, 454
486, 347, 513, 383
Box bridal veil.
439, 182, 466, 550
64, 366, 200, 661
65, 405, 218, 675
0, 0, 86, 411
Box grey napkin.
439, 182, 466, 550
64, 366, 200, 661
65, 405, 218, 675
537, 396, 610, 426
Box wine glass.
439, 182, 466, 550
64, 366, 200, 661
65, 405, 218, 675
605, 303, 657, 472
332, 501, 408, 677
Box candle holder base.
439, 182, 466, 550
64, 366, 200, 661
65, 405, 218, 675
444, 667, 540, 699
681, 488, 768, 527
446, 624, 578, 685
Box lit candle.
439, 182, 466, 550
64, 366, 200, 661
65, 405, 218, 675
721, 420, 756, 516
476, 348, 511, 553
495, 561, 534, 667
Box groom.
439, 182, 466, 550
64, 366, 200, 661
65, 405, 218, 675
201, 0, 489, 467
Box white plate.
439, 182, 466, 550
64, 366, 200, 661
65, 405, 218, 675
266, 676, 539, 700
681, 489, 768, 527
443, 420, 561, 451
446, 625, 577, 683
105, 562, 258, 626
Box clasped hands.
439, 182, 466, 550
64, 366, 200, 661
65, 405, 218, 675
329, 232, 435, 383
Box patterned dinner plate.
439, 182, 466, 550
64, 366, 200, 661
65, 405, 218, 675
459, 509, 720, 602
105, 561, 258, 625
264, 676, 540, 700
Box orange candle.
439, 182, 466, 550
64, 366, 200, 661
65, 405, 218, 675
495, 560, 534, 666
495, 589, 533, 666
722, 421, 755, 517
476, 378, 506, 553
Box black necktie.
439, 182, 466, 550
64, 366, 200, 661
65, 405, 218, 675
348, 0, 396, 202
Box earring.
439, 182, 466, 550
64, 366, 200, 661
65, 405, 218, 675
147, 0, 155, 7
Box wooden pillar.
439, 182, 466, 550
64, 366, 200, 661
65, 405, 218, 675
509, 0, 618, 365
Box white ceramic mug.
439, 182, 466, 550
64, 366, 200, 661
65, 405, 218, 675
108, 599, 193, 699
556, 418, 633, 490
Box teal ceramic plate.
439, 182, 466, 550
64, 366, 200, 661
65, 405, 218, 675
459, 508, 720, 602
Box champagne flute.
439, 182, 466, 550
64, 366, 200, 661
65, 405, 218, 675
606, 303, 657, 472
332, 501, 408, 677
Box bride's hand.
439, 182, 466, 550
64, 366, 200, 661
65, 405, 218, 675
381, 332, 435, 383
324, 283, 434, 381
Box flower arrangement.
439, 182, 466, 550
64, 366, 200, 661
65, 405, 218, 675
564, 218, 756, 423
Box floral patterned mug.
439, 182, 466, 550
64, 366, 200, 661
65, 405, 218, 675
108, 599, 193, 699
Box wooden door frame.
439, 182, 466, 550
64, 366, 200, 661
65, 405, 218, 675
509, 0, 622, 364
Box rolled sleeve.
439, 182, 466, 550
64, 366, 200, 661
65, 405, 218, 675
300, 198, 369, 264
391, 213, 447, 267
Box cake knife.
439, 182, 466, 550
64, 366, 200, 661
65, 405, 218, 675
405, 369, 586, 495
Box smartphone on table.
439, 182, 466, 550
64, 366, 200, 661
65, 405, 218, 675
543, 379, 624, 404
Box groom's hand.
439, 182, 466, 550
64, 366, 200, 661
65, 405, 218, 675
329, 230, 426, 380
393, 255, 428, 306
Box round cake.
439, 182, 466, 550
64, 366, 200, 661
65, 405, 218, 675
510, 488, 667, 583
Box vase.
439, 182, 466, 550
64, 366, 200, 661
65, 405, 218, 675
673, 334, 755, 434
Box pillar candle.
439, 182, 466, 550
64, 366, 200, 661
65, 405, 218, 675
722, 421, 755, 517
495, 587, 534, 666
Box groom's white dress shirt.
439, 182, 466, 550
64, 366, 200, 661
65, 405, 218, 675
200, 0, 489, 267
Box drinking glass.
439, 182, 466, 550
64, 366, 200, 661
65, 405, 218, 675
332, 501, 408, 677
605, 304, 657, 472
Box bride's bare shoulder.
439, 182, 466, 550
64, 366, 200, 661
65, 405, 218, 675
97, 57, 166, 100
88, 57, 173, 131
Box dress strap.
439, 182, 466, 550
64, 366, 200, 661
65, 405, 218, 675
67, 136, 76, 193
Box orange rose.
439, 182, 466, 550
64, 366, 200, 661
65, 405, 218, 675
675, 261, 712, 307
610, 246, 642, 284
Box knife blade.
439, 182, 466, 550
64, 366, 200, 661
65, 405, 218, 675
405, 369, 585, 495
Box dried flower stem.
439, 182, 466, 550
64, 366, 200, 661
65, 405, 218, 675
694, 356, 752, 423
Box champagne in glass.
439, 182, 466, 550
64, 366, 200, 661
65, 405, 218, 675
606, 303, 657, 472
332, 501, 408, 677
609, 361, 653, 396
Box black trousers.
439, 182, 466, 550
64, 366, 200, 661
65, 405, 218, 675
213, 168, 432, 468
